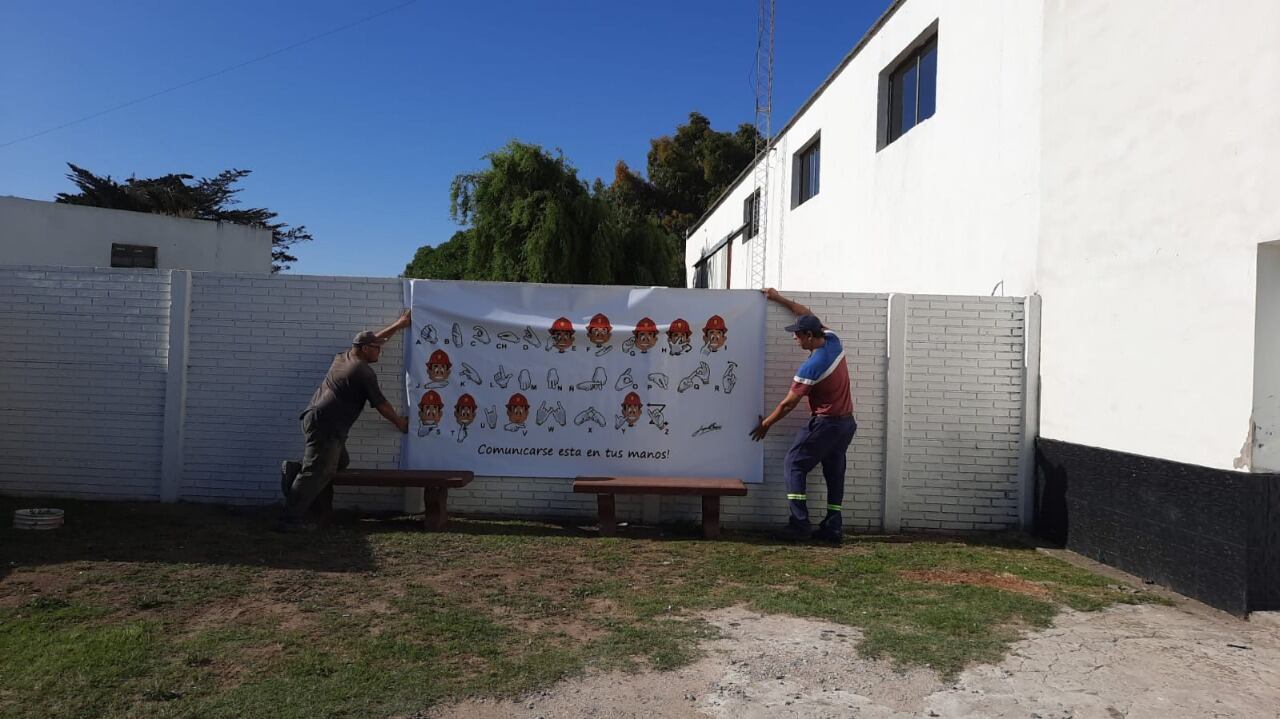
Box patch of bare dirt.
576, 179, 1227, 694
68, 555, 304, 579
899, 569, 1053, 599
0, 569, 77, 607
422, 603, 1280, 719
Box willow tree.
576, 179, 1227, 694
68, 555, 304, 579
423, 141, 681, 286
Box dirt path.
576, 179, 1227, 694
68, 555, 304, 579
424, 603, 1280, 719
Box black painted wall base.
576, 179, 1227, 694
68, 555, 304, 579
1036, 438, 1280, 615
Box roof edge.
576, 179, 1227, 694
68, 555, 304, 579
684, 0, 909, 241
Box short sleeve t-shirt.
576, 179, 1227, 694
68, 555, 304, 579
306, 350, 388, 437
789, 331, 854, 417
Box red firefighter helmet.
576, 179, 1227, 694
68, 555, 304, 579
419, 390, 443, 407
551, 317, 574, 333
703, 315, 727, 332
455, 393, 476, 410
588, 313, 612, 331
635, 317, 658, 334
506, 393, 529, 409
428, 349, 452, 367
668, 318, 691, 336
622, 391, 643, 408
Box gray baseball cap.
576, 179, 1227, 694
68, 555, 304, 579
352, 331, 387, 346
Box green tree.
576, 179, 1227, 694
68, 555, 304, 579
420, 141, 683, 287
614, 112, 762, 236
55, 163, 311, 272
403, 230, 471, 280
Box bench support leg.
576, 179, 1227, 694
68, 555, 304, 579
701, 495, 721, 539
597, 494, 617, 537
423, 488, 449, 531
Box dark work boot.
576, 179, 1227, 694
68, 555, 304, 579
812, 511, 844, 544
281, 460, 301, 500
772, 519, 811, 543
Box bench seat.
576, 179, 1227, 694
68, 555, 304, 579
573, 476, 748, 539
330, 469, 473, 530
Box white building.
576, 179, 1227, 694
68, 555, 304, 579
0, 196, 273, 273
686, 0, 1280, 474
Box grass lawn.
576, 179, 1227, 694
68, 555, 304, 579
0, 498, 1155, 718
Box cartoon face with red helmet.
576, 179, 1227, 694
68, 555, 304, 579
549, 317, 575, 352
505, 392, 530, 428
454, 393, 477, 427
426, 349, 452, 385
633, 317, 659, 353
587, 313, 612, 347
702, 315, 727, 352
418, 390, 444, 429
667, 318, 692, 355
621, 392, 644, 427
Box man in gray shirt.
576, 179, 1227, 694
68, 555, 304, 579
278, 311, 411, 531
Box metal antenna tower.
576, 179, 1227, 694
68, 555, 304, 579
747, 0, 776, 289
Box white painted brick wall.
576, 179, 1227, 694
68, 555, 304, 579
901, 295, 1025, 531
182, 273, 406, 510
0, 266, 170, 500
0, 268, 1028, 533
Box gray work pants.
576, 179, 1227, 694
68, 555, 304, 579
285, 410, 349, 520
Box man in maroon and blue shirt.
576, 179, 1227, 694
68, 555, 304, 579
750, 289, 857, 543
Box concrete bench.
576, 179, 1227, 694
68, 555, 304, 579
283, 462, 473, 530
573, 476, 748, 539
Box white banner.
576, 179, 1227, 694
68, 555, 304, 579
401, 280, 765, 482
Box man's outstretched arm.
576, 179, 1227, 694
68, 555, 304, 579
375, 401, 409, 433
372, 309, 412, 343
763, 288, 813, 318
750, 390, 805, 441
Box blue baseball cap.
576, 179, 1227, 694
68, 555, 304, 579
784, 314, 823, 333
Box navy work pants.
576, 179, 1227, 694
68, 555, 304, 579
785, 415, 857, 525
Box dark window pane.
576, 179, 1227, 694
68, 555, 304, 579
810, 145, 820, 197
796, 142, 820, 205
888, 71, 905, 142
918, 42, 937, 121
901, 60, 918, 137
111, 243, 156, 269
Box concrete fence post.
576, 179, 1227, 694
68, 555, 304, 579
884, 293, 907, 533
1017, 293, 1042, 530
160, 270, 192, 502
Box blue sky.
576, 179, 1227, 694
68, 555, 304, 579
1, 1, 888, 277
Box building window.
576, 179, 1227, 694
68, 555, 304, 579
743, 189, 760, 240
692, 243, 731, 289
792, 136, 820, 208
692, 260, 709, 289
885, 34, 937, 146
110, 243, 157, 268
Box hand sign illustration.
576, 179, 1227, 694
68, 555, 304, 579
575, 367, 606, 391
614, 367, 636, 391
458, 362, 483, 386
678, 362, 711, 393
721, 361, 738, 395
493, 365, 513, 388
521, 325, 541, 348
574, 407, 606, 427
